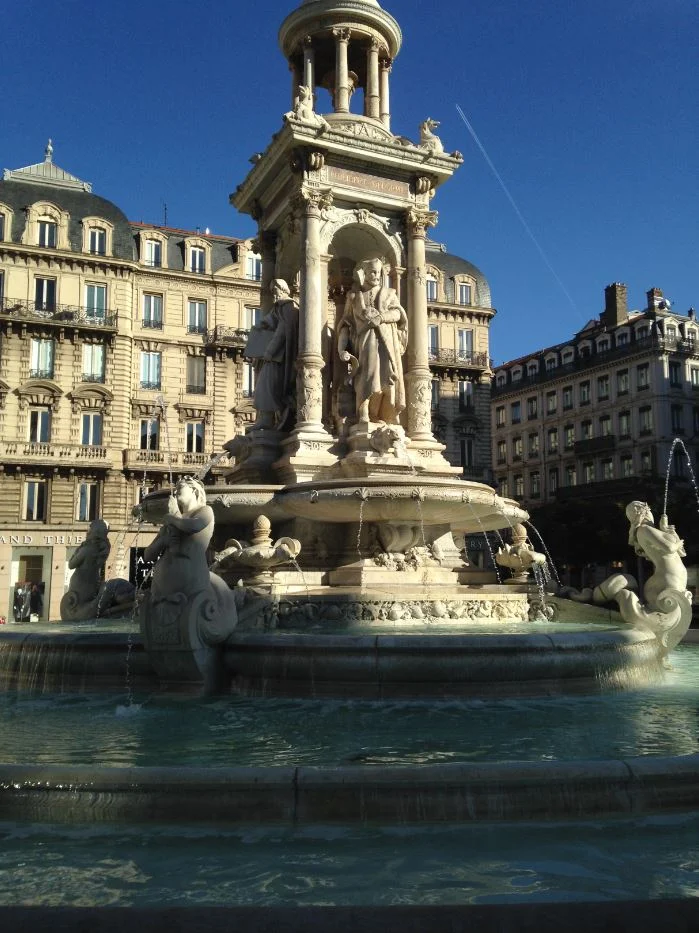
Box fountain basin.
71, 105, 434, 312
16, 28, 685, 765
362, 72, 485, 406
275, 477, 528, 528
140, 484, 287, 525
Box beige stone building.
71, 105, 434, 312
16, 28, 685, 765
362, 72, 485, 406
0, 142, 495, 620
491, 283, 699, 509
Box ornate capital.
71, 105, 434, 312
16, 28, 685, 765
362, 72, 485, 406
292, 186, 333, 219
379, 57, 393, 72
405, 208, 438, 238
333, 27, 351, 43
368, 36, 382, 53
303, 35, 314, 49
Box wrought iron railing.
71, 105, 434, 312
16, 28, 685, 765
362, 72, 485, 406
205, 326, 249, 347
0, 298, 117, 329
428, 349, 491, 369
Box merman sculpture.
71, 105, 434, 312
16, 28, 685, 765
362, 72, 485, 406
496, 523, 547, 585
60, 519, 110, 621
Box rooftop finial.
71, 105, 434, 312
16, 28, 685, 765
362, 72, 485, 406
45, 139, 53, 163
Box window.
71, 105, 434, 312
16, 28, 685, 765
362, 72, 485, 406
428, 324, 439, 359
601, 459, 614, 480
28, 408, 51, 443
526, 396, 537, 419
457, 329, 473, 360
597, 338, 610, 352
564, 425, 574, 449
548, 468, 558, 494
496, 373, 506, 388
691, 368, 699, 388
30, 338, 54, 378
82, 412, 103, 446
0, 213, 5, 241
669, 361, 682, 387
639, 406, 653, 435
583, 462, 594, 484
528, 432, 539, 457
85, 284, 106, 320
671, 404, 684, 434
565, 464, 577, 487
38, 220, 57, 248
77, 482, 99, 522
694, 408, 699, 434
425, 275, 438, 302
616, 369, 629, 395
82, 344, 105, 382
142, 293, 163, 328
0, 270, 4, 304
496, 440, 506, 464
144, 239, 162, 268
666, 326, 677, 340
636, 325, 650, 340
640, 450, 652, 472
190, 246, 206, 274
527, 362, 538, 377
458, 380, 473, 411
562, 350, 574, 364
620, 455, 633, 478
186, 421, 205, 454
547, 428, 558, 453
88, 228, 106, 255
245, 306, 262, 330
186, 356, 206, 394
511, 401, 521, 424
579, 381, 591, 404
618, 411, 630, 438
599, 415, 611, 437
581, 420, 592, 440
546, 391, 557, 414
512, 368, 522, 382
514, 474, 524, 498
637, 363, 650, 389
34, 277, 56, 311
460, 438, 474, 470
673, 446, 686, 478
545, 356, 557, 371
616, 332, 629, 346
431, 380, 440, 408
25, 480, 47, 521
530, 471, 541, 497
495, 406, 505, 427
499, 477, 509, 498
140, 351, 161, 389
246, 253, 262, 281
188, 300, 207, 334
458, 283, 472, 306
562, 386, 573, 410
597, 375, 610, 399
243, 361, 256, 398
512, 436, 523, 460
140, 418, 159, 450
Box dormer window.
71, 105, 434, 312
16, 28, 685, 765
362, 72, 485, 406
0, 213, 5, 241
512, 367, 522, 382
426, 275, 438, 302
616, 331, 629, 346
38, 220, 57, 248
545, 356, 557, 371
89, 227, 106, 255
458, 282, 472, 306
246, 252, 262, 281
562, 350, 574, 364
145, 239, 162, 268
190, 246, 206, 274
597, 338, 610, 352
527, 362, 538, 377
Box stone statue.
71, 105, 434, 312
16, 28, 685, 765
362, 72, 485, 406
337, 258, 408, 425
60, 519, 110, 621
419, 118, 444, 154
496, 523, 547, 585
285, 85, 329, 131
245, 279, 299, 432
210, 515, 302, 587
561, 502, 692, 654
139, 476, 239, 692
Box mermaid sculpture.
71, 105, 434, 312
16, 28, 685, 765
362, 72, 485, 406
564, 501, 691, 653
139, 476, 239, 692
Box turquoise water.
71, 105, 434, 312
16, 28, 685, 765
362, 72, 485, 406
1, 814, 698, 906
1, 646, 697, 766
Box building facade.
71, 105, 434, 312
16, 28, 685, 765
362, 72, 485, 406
0, 144, 494, 620
491, 283, 699, 511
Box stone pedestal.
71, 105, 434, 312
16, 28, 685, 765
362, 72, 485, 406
226, 428, 287, 485
328, 559, 459, 590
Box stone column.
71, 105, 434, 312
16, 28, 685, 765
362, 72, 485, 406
379, 58, 392, 130
255, 230, 277, 314
365, 38, 381, 120
333, 28, 351, 114
302, 36, 315, 93
405, 208, 438, 443
289, 61, 301, 110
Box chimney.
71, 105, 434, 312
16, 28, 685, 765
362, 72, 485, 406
647, 287, 664, 310
603, 283, 628, 327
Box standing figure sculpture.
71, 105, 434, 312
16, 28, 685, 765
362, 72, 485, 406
245, 279, 299, 432
139, 476, 239, 692
338, 258, 408, 425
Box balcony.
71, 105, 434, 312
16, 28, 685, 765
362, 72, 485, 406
140, 381, 162, 391
29, 368, 54, 380
205, 326, 249, 350
574, 435, 617, 455
141, 318, 163, 330
123, 449, 213, 472
0, 298, 117, 332
185, 384, 207, 395
82, 372, 105, 384
428, 349, 491, 372
0, 440, 110, 466
187, 323, 207, 335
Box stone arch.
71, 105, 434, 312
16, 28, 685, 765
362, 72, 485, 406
16, 378, 63, 412
323, 215, 403, 297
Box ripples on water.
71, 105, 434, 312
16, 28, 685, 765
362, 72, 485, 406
1, 815, 699, 906
0, 647, 698, 767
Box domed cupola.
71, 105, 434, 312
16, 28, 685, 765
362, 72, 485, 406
279, 0, 402, 130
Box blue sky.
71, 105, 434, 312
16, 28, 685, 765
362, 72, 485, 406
3, 0, 697, 365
